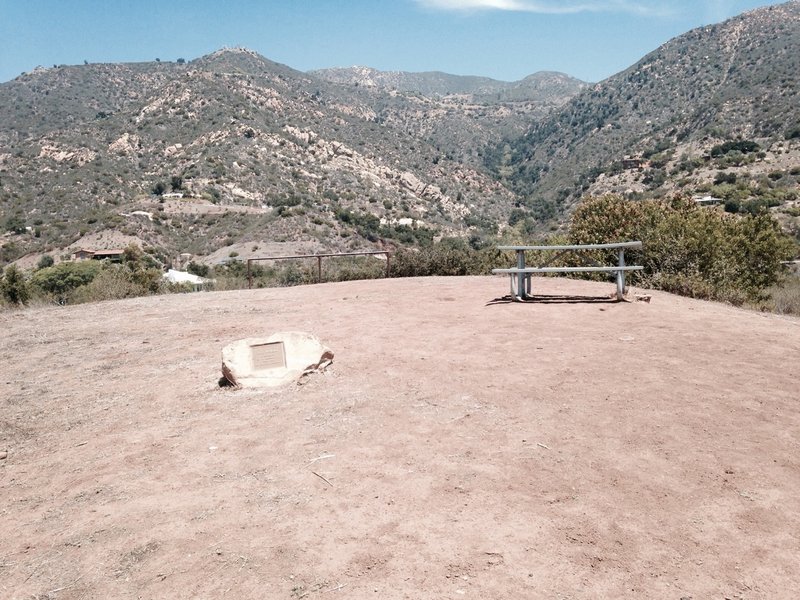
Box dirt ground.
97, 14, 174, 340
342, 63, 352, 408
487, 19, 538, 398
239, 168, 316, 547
1, 276, 799, 599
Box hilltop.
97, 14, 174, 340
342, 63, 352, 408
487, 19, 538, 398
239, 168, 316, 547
2, 276, 799, 598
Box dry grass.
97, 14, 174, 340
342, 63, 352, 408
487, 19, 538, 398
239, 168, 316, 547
767, 274, 800, 315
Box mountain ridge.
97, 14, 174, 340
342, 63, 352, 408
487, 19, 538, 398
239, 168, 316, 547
309, 65, 589, 102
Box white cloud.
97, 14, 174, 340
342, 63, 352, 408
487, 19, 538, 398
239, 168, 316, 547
414, 0, 673, 16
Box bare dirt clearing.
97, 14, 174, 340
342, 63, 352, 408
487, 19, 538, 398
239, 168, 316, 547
1, 276, 799, 599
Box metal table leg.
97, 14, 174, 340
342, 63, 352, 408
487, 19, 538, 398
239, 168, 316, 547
517, 250, 526, 300
616, 249, 626, 300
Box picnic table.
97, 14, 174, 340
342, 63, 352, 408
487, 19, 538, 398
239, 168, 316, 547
492, 241, 644, 301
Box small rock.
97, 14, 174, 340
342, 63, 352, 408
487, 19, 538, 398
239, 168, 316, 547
0, 451, 7, 460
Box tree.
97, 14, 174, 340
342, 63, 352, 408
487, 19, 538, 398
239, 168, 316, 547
37, 255, 54, 269
568, 195, 796, 304
177, 58, 186, 64
30, 261, 101, 303
121, 245, 162, 294
187, 262, 210, 277
4, 214, 25, 234
1, 265, 29, 305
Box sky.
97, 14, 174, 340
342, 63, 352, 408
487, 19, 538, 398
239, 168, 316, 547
0, 0, 789, 84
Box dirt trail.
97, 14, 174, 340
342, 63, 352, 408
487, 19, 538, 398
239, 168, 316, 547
1, 276, 799, 599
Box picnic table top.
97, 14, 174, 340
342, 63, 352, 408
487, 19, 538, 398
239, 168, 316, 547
498, 241, 642, 251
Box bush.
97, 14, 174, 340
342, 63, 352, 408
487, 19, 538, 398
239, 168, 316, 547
30, 261, 102, 303
1, 265, 29, 305
37, 255, 55, 269
70, 266, 164, 303
389, 238, 502, 278
710, 140, 760, 157
568, 195, 796, 304
5, 214, 25, 234
187, 261, 210, 277
27, 245, 162, 305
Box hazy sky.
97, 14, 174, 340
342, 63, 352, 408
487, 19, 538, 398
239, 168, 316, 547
0, 0, 788, 84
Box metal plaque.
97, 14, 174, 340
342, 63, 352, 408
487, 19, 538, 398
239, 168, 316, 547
250, 341, 286, 371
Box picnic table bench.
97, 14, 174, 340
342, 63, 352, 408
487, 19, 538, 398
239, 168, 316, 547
492, 241, 643, 301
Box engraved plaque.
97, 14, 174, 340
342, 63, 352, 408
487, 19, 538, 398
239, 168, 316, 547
250, 341, 286, 371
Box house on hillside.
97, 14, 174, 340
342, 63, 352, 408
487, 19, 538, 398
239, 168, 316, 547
72, 249, 95, 261
71, 248, 125, 263
92, 249, 125, 262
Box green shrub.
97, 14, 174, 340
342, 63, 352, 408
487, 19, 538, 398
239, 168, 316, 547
187, 261, 210, 277
568, 195, 796, 304
709, 140, 760, 157
70, 266, 165, 303
37, 255, 55, 269
27, 245, 162, 305
1, 265, 29, 305
389, 238, 502, 278
30, 261, 102, 303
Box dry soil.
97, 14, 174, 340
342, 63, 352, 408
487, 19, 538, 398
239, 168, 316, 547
1, 276, 799, 599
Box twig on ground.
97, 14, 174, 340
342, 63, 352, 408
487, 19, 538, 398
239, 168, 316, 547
48, 574, 84, 594
537, 442, 551, 450
237, 555, 249, 573
307, 454, 335, 464
324, 583, 347, 593
311, 471, 333, 487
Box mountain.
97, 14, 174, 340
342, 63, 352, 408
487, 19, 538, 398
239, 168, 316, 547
310, 67, 588, 167
309, 66, 587, 102
0, 48, 535, 266
490, 1, 800, 223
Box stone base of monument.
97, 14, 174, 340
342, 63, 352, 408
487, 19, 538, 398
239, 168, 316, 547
221, 332, 333, 389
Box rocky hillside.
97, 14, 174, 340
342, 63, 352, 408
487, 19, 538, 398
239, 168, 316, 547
312, 67, 588, 167
3, 49, 570, 267
310, 66, 587, 102
489, 0, 800, 231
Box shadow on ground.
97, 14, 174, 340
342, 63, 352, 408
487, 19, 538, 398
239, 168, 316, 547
486, 293, 621, 306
